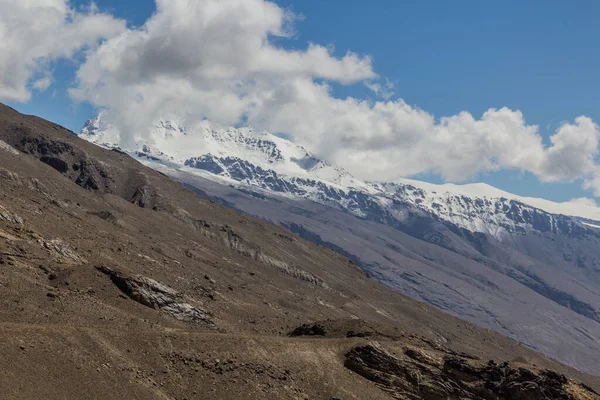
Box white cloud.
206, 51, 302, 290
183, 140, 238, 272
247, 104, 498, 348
246, 84, 600, 185
568, 197, 598, 207
366, 78, 395, 100
61, 0, 600, 195
32, 76, 53, 92
0, 0, 125, 102
70, 0, 376, 146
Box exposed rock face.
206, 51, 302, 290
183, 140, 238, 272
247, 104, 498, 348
37, 238, 83, 263
345, 343, 597, 400
0, 139, 19, 155
0, 205, 23, 225
184, 154, 225, 175
18, 136, 111, 192
0, 129, 172, 212
96, 266, 214, 326
131, 186, 157, 209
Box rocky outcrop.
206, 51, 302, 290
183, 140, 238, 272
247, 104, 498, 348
12, 136, 112, 192
344, 343, 599, 400
289, 319, 405, 340
0, 204, 23, 225
289, 323, 327, 337
0, 139, 19, 155
96, 266, 214, 326
37, 238, 83, 263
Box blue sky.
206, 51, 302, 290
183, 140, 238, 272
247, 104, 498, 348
6, 0, 600, 202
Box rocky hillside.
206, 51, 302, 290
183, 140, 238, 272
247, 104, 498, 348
0, 103, 598, 398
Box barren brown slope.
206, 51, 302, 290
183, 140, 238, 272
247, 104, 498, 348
0, 102, 598, 400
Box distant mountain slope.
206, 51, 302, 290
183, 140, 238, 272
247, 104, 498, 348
397, 178, 600, 223
80, 114, 600, 375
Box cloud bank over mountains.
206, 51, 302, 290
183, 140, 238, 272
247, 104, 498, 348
2, 0, 600, 195
0, 0, 124, 102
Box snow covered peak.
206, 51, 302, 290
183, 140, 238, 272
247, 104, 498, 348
80, 114, 122, 147
156, 119, 184, 133
80, 115, 102, 136
80, 114, 357, 180
80, 114, 600, 239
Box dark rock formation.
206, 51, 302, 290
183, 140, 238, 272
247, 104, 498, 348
289, 323, 326, 337
345, 343, 593, 400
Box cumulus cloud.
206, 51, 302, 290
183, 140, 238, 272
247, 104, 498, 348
277, 102, 598, 184
60, 0, 600, 195
70, 0, 376, 146
0, 0, 125, 102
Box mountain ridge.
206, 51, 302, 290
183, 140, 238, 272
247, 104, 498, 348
81, 114, 600, 238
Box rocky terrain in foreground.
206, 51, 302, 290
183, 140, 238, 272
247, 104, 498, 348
1, 102, 599, 399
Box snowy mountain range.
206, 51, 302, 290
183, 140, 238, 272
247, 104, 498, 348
80, 114, 600, 374
81, 114, 600, 241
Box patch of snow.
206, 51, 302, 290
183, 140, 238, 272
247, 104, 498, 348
582, 221, 600, 229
